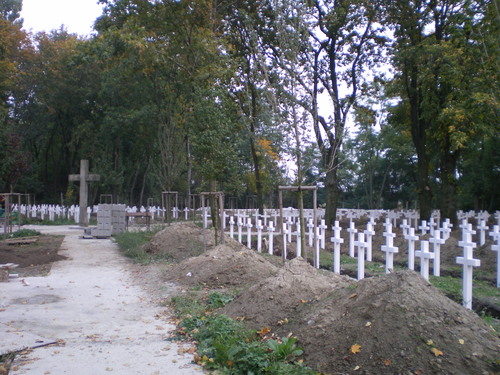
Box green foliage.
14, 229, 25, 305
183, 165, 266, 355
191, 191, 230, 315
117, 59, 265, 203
8, 228, 41, 238
170, 290, 316, 375
267, 337, 304, 362
207, 291, 234, 309
113, 229, 163, 264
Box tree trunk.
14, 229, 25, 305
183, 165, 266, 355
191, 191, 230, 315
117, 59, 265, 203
324, 157, 340, 228
440, 140, 458, 225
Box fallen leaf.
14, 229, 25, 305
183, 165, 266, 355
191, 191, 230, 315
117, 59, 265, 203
384, 359, 391, 366
431, 347, 443, 357
426, 339, 433, 346
257, 327, 271, 336
349, 293, 358, 299
458, 339, 464, 345
351, 344, 361, 354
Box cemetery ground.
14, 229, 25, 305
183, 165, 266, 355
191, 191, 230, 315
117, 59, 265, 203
1, 222, 500, 374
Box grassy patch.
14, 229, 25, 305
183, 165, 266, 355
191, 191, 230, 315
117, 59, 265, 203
113, 228, 165, 263
170, 290, 316, 374
8, 228, 42, 238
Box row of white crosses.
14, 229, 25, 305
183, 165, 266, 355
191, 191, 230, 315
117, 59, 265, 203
342, 217, 500, 310
227, 214, 330, 268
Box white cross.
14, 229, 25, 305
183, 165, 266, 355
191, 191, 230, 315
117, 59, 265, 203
419, 220, 430, 236
415, 241, 435, 281
267, 221, 275, 255
330, 221, 344, 275
364, 222, 375, 262
229, 216, 235, 239
262, 211, 270, 226
246, 218, 253, 249
459, 219, 469, 232
307, 219, 314, 247
477, 220, 489, 246
441, 219, 452, 241
347, 222, 358, 258
237, 217, 243, 244
428, 217, 437, 236
400, 219, 411, 237
295, 224, 302, 258
489, 225, 500, 287
381, 221, 398, 274
286, 218, 293, 243
404, 227, 419, 271
282, 223, 289, 259
354, 233, 368, 280
255, 219, 263, 253
429, 229, 445, 276
318, 219, 327, 250
457, 226, 480, 310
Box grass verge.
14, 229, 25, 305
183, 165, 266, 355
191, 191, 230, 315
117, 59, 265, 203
170, 291, 317, 374
113, 227, 167, 264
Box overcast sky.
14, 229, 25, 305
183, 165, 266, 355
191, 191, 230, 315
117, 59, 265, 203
20, 0, 104, 36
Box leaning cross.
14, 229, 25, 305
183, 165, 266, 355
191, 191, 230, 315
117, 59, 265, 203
68, 160, 100, 226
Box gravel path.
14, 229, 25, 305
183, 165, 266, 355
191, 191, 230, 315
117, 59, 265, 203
0, 225, 203, 375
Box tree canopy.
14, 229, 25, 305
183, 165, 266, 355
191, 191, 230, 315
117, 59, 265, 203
0, 0, 498, 217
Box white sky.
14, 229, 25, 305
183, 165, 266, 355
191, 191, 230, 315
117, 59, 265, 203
20, 0, 104, 36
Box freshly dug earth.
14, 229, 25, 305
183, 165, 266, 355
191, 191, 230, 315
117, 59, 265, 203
221, 257, 355, 330
162, 243, 279, 289
143, 222, 212, 262
0, 235, 65, 277
274, 271, 500, 375
155, 223, 499, 374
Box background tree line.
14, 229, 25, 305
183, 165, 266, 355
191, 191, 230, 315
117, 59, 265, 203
0, 0, 498, 225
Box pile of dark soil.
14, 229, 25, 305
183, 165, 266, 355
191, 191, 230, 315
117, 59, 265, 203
222, 257, 354, 330
0, 235, 65, 277
163, 243, 279, 289
274, 271, 500, 375
157, 223, 499, 374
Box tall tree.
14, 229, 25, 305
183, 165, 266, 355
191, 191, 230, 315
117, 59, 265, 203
263, 0, 385, 226
387, 0, 499, 222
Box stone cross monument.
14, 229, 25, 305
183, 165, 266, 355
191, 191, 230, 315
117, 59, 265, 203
69, 160, 100, 226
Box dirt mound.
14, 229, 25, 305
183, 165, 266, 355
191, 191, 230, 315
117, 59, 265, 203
163, 243, 279, 289
273, 270, 499, 375
143, 222, 220, 262
222, 257, 355, 330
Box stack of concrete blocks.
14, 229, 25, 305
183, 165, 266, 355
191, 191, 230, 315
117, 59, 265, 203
91, 204, 126, 237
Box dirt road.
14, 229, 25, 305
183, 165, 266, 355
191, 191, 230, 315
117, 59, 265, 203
0, 225, 203, 375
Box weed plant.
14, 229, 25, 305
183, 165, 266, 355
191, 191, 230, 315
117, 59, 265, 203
170, 291, 316, 375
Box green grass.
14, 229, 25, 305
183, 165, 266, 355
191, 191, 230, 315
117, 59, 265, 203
113, 228, 165, 263
169, 290, 317, 375
8, 228, 41, 238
